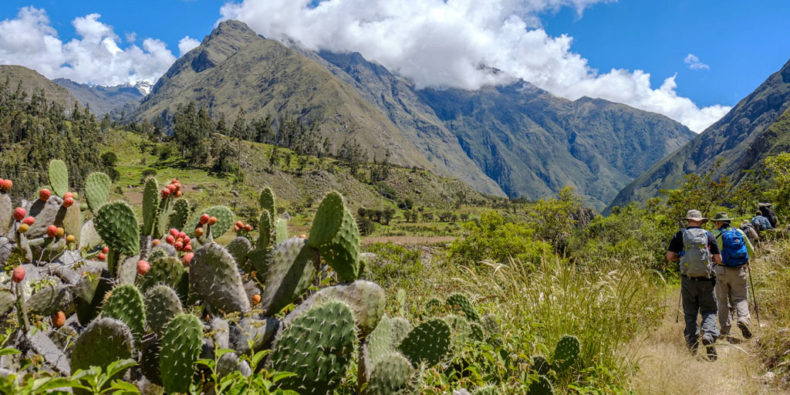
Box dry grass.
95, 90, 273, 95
629, 287, 779, 394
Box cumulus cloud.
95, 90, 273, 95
684, 53, 709, 71
0, 7, 175, 87
220, 0, 729, 131
178, 36, 201, 56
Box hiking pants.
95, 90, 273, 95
713, 265, 751, 335
681, 276, 719, 346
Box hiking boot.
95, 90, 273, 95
738, 321, 753, 339
702, 337, 717, 361
686, 340, 699, 355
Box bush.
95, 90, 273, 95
362, 243, 422, 288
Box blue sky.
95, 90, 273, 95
0, 0, 788, 132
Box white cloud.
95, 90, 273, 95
220, 0, 729, 132
684, 53, 709, 71
178, 36, 201, 56
0, 7, 175, 86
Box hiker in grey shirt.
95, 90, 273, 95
667, 210, 722, 360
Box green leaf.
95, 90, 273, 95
0, 347, 20, 356
269, 371, 297, 383
106, 379, 141, 394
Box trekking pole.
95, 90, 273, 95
675, 289, 681, 323
747, 264, 761, 327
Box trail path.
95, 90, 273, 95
630, 258, 780, 394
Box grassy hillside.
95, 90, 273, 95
0, 65, 78, 109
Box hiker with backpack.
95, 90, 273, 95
667, 210, 721, 360
751, 211, 772, 232
712, 212, 755, 341
758, 203, 778, 228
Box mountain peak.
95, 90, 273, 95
205, 20, 260, 45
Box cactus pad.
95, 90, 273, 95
424, 297, 443, 315
48, 159, 69, 197
94, 201, 140, 257
390, 317, 412, 347
61, 201, 81, 244
269, 301, 356, 395
226, 236, 251, 269
470, 322, 485, 342
85, 172, 111, 214
529, 375, 554, 395
308, 191, 345, 247
168, 198, 190, 231
275, 217, 288, 244
308, 192, 360, 282
397, 318, 451, 367
259, 187, 276, 223
553, 335, 580, 371
283, 280, 385, 336
102, 284, 146, 345
367, 352, 415, 395
70, 318, 134, 374
141, 178, 160, 236
160, 313, 203, 394
257, 210, 272, 251
138, 256, 184, 293
531, 355, 551, 376
25, 284, 72, 316
189, 242, 250, 314
365, 315, 394, 376
261, 237, 318, 315
446, 293, 480, 322
145, 285, 183, 338
184, 206, 234, 238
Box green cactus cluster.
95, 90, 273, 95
308, 191, 361, 282
101, 284, 146, 345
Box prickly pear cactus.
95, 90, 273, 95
138, 256, 184, 293
145, 285, 183, 338
424, 297, 443, 315
446, 293, 480, 322
141, 334, 162, 385
189, 242, 250, 314
366, 316, 394, 368
48, 159, 69, 197
529, 375, 554, 395
390, 317, 412, 347
142, 177, 160, 236
159, 313, 203, 394
261, 237, 318, 316
168, 198, 190, 231
85, 172, 111, 214
275, 217, 288, 244
61, 201, 81, 244
94, 201, 140, 257
269, 301, 356, 395
397, 318, 451, 367
259, 187, 276, 226
226, 236, 251, 269
367, 352, 415, 395
445, 314, 471, 346
184, 205, 234, 238
308, 192, 360, 282
481, 314, 500, 336
282, 280, 385, 336
531, 355, 551, 376
70, 318, 134, 374
470, 322, 485, 342
553, 335, 580, 372
101, 284, 146, 345
257, 210, 272, 250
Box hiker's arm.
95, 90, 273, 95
712, 254, 722, 264
666, 251, 679, 262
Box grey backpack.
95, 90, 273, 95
679, 228, 711, 278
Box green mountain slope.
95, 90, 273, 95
0, 65, 78, 109
415, 84, 694, 210
607, 59, 790, 212
54, 78, 143, 115
132, 20, 435, 173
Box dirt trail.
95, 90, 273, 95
629, 268, 779, 394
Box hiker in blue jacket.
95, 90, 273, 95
712, 212, 755, 340
751, 211, 772, 232
667, 209, 722, 360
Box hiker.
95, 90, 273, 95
667, 209, 721, 359
740, 220, 760, 246
758, 203, 778, 228
751, 211, 772, 232
712, 212, 755, 340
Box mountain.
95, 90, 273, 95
312, 50, 694, 209
54, 79, 144, 116
607, 59, 790, 212
0, 65, 78, 109
132, 20, 445, 184
133, 20, 696, 209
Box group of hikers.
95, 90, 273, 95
666, 204, 778, 361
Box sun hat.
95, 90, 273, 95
685, 209, 706, 222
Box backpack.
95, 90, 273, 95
740, 223, 760, 244
717, 227, 749, 267
679, 228, 711, 277
759, 204, 778, 227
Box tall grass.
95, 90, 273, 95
755, 240, 790, 388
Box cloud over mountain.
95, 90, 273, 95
0, 7, 181, 87
220, 0, 729, 131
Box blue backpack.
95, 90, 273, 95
717, 227, 749, 266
